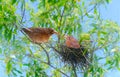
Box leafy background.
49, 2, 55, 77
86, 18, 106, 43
0, 0, 120, 77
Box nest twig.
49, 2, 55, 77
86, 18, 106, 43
54, 44, 90, 69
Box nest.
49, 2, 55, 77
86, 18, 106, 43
56, 44, 90, 69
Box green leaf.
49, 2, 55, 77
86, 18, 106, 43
106, 0, 111, 3
12, 0, 17, 5
0, 48, 2, 54
101, 31, 107, 35
6, 61, 12, 74
53, 69, 62, 77
84, 71, 89, 77
30, 0, 36, 2
94, 8, 97, 14
0, 5, 2, 11
23, 63, 30, 67
12, 71, 17, 76
86, 13, 94, 18
14, 68, 22, 74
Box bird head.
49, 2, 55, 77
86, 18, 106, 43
48, 28, 58, 35
64, 35, 72, 40
64, 35, 80, 48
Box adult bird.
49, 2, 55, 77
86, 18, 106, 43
22, 27, 58, 44
64, 35, 80, 49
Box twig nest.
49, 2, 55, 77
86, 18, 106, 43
58, 44, 89, 68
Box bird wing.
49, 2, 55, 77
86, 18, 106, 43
22, 28, 32, 34
28, 28, 44, 33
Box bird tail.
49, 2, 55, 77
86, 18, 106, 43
22, 28, 31, 34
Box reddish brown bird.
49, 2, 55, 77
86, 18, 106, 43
22, 27, 58, 43
64, 35, 80, 48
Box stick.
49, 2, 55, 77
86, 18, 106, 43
38, 44, 50, 64
72, 63, 77, 77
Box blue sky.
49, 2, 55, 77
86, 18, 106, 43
100, 0, 120, 25
0, 0, 120, 77
100, 0, 120, 77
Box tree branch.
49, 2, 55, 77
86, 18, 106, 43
59, 6, 65, 29
41, 60, 69, 77
38, 44, 50, 64
24, 53, 69, 77
20, 30, 51, 65
72, 63, 77, 77
82, 4, 97, 18
21, 0, 25, 23
17, 1, 68, 77
57, 2, 67, 50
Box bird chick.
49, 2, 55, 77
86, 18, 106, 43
22, 27, 58, 43
64, 35, 80, 48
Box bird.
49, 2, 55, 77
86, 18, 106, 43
22, 27, 58, 44
64, 35, 80, 49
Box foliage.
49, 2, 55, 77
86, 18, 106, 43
0, 0, 120, 77
0, 0, 17, 41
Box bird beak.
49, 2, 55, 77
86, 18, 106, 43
64, 35, 67, 38
54, 31, 59, 35
63, 35, 68, 39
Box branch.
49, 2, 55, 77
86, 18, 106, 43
82, 4, 97, 18
94, 40, 110, 52
15, 0, 67, 76
72, 63, 77, 77
92, 43, 96, 61
38, 44, 50, 64
20, 0, 25, 23
41, 61, 69, 77
59, 6, 65, 28
24, 53, 69, 77
20, 30, 51, 65
58, 1, 67, 30
57, 2, 67, 49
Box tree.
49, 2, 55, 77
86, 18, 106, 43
0, 0, 120, 77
